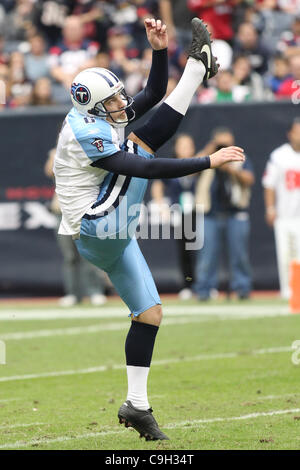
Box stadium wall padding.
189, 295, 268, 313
0, 102, 298, 295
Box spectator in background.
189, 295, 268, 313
262, 117, 300, 299
278, 0, 300, 15
71, 0, 105, 42
194, 127, 255, 300
276, 53, 300, 98
8, 50, 32, 107
123, 47, 153, 96
49, 15, 99, 102
45, 148, 108, 306
3, 0, 35, 52
213, 70, 237, 102
132, 1, 188, 79
0, 62, 10, 109
106, 25, 140, 81
24, 34, 50, 82
32, 0, 74, 47
232, 54, 267, 100
151, 134, 199, 300
233, 21, 270, 75
187, 0, 236, 43
197, 68, 254, 103
0, 4, 5, 34
93, 50, 111, 70
0, 35, 9, 64
30, 77, 55, 106
254, 0, 293, 54
266, 54, 291, 94
158, 0, 193, 50
277, 15, 300, 58
129, 6, 155, 54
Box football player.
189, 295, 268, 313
54, 18, 245, 441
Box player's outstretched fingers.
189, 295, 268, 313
209, 146, 245, 168
145, 18, 155, 29
225, 146, 245, 161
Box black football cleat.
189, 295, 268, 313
118, 400, 169, 441
188, 17, 219, 80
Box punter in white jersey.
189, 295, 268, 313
262, 117, 300, 298
54, 17, 245, 441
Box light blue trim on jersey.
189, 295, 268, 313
80, 141, 154, 239
67, 107, 120, 162
75, 140, 160, 316
94, 171, 114, 204
75, 236, 161, 317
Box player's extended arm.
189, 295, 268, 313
91, 146, 245, 179
92, 151, 210, 178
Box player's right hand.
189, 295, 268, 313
144, 18, 168, 50
209, 146, 245, 168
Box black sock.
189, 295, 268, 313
125, 321, 159, 367
133, 103, 183, 152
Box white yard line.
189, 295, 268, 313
0, 398, 21, 403
0, 317, 214, 341
165, 408, 300, 429
257, 393, 300, 401
0, 408, 299, 449
0, 346, 292, 383
0, 313, 282, 341
0, 422, 45, 430
0, 306, 294, 342
0, 304, 290, 321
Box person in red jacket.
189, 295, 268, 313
187, 0, 241, 42
277, 53, 300, 99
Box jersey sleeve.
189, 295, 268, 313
77, 131, 120, 163
68, 110, 121, 165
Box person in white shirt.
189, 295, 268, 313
262, 117, 300, 298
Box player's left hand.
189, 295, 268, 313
144, 18, 168, 50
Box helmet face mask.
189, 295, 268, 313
71, 68, 135, 128
90, 89, 135, 128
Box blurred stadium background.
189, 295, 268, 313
0, 0, 299, 299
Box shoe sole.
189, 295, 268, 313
189, 18, 218, 79
118, 412, 168, 441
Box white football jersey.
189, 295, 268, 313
262, 143, 300, 218
54, 107, 124, 235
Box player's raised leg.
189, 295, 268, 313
131, 18, 219, 152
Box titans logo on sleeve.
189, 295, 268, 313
71, 83, 91, 105
92, 138, 104, 152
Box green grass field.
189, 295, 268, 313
0, 297, 300, 450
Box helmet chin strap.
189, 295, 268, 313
105, 113, 129, 128
88, 90, 135, 128
111, 120, 128, 129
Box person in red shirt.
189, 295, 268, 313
277, 53, 300, 99
187, 0, 241, 42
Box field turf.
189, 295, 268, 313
0, 297, 300, 450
